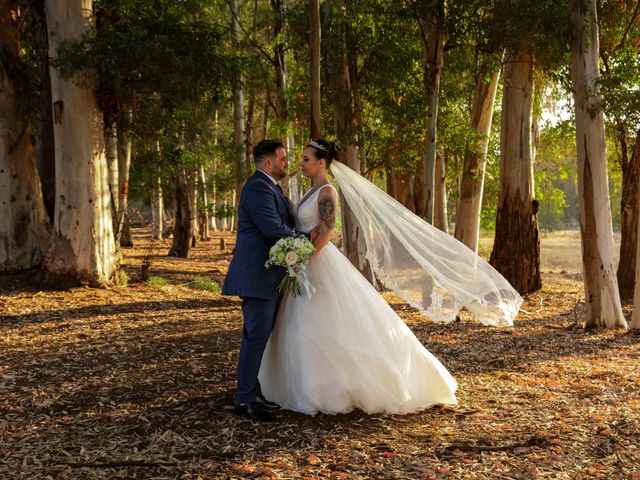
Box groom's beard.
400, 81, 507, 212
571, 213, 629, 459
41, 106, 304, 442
272, 167, 287, 180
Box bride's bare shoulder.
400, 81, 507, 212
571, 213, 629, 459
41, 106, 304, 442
316, 183, 337, 198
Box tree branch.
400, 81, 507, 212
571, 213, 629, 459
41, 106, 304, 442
614, 0, 640, 52
225, 0, 276, 67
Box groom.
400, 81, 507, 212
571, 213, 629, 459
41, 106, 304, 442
222, 139, 298, 421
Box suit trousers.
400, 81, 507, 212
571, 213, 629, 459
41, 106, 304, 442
236, 295, 282, 404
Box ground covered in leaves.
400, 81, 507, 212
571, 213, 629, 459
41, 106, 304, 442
1, 228, 640, 479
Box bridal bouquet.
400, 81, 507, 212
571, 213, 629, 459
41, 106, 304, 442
265, 235, 316, 297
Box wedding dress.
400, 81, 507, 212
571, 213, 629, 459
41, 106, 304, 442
258, 183, 458, 416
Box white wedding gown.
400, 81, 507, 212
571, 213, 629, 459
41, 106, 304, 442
258, 184, 458, 416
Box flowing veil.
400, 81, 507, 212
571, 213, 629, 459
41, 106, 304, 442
330, 161, 522, 327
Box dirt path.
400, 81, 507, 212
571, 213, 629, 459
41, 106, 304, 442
1, 229, 639, 479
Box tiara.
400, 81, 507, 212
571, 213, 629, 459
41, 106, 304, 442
308, 139, 329, 152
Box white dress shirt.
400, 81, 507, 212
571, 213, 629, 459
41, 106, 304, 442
256, 168, 278, 185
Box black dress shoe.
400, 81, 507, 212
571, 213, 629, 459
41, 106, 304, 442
256, 392, 279, 409
234, 401, 274, 421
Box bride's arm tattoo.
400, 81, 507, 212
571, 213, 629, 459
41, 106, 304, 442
318, 196, 336, 229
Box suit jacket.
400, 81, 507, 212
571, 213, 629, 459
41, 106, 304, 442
222, 170, 295, 299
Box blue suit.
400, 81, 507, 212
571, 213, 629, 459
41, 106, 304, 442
222, 170, 295, 404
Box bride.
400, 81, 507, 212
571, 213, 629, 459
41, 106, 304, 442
258, 139, 466, 416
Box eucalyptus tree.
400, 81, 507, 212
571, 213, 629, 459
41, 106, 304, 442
0, 1, 51, 272
570, 0, 627, 328
43, 0, 119, 286
450, 0, 502, 252
309, 0, 322, 138
230, 0, 247, 201
598, 0, 640, 299
488, 0, 569, 294
413, 0, 446, 224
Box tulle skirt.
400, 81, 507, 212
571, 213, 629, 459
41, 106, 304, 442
258, 242, 458, 416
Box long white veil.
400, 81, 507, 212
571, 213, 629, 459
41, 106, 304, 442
330, 161, 522, 327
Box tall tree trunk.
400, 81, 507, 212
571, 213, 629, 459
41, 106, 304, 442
287, 133, 300, 204
219, 196, 229, 231
150, 140, 163, 240
116, 112, 132, 247
210, 110, 219, 231
631, 144, 640, 329
168, 173, 191, 258
0, 2, 51, 271
387, 169, 415, 213
489, 46, 541, 294
413, 159, 426, 217
347, 42, 366, 175
632, 203, 640, 329
326, 0, 375, 284
419, 1, 445, 223
35, 18, 55, 223
454, 63, 500, 252
187, 168, 198, 247
43, 0, 119, 286
309, 0, 322, 138
199, 164, 210, 240
211, 170, 218, 232
262, 88, 270, 139
272, 0, 288, 122
229, 190, 237, 232
434, 145, 448, 233
230, 0, 246, 197
617, 128, 640, 299
570, 0, 626, 329
105, 121, 119, 241
531, 98, 540, 198
151, 176, 164, 241
245, 85, 255, 170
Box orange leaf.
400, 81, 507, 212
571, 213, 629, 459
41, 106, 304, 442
235, 464, 253, 474
494, 424, 513, 430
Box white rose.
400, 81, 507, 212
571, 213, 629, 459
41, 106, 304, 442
293, 238, 304, 249
285, 251, 298, 265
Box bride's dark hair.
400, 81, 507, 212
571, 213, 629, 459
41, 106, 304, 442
307, 139, 340, 167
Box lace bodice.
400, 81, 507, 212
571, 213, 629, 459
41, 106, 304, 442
294, 184, 337, 233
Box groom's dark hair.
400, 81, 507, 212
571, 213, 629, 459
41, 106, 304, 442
253, 139, 284, 164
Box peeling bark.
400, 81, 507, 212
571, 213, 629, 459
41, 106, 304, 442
454, 63, 500, 252
116, 114, 132, 247
309, 0, 322, 138
0, 2, 51, 272
230, 0, 246, 198
617, 129, 640, 299
419, 1, 445, 223
433, 145, 448, 233
489, 46, 541, 294
570, 0, 626, 328
42, 0, 119, 286
168, 173, 192, 258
